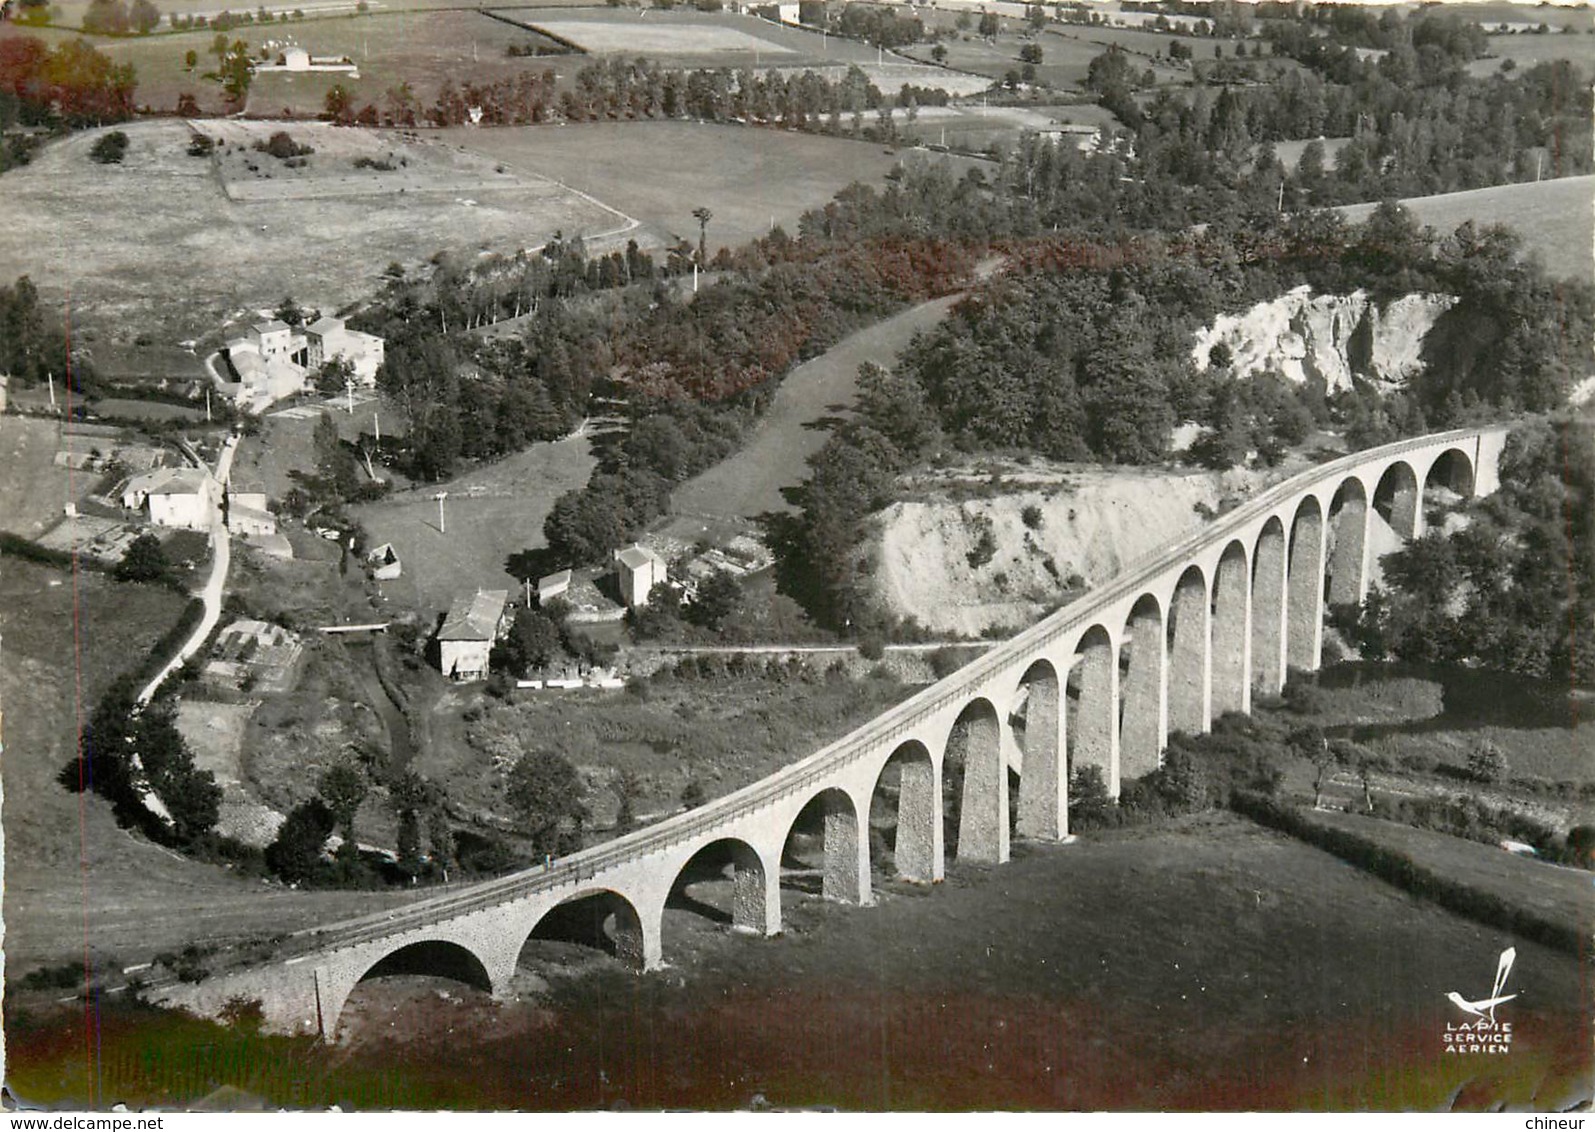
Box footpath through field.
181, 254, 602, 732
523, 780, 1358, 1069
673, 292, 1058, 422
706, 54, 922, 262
668, 259, 1002, 522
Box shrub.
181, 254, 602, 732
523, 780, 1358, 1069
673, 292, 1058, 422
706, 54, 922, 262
1399, 751, 1439, 774
928, 646, 966, 680
1067, 765, 1114, 830
1020, 503, 1044, 530
20, 962, 85, 991
1467, 739, 1509, 784
857, 633, 886, 661
256, 130, 313, 160
90, 131, 130, 164
1280, 672, 1326, 715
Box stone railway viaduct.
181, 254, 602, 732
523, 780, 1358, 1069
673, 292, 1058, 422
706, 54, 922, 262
161, 425, 1511, 1039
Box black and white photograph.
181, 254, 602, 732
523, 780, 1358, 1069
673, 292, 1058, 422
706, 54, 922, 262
0, 0, 1590, 1113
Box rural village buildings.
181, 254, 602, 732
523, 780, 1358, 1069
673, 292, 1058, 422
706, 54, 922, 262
120, 464, 287, 556
217, 316, 384, 413
436, 589, 509, 681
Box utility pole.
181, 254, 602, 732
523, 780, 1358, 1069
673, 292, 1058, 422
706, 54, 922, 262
46, 372, 56, 412
434, 490, 448, 534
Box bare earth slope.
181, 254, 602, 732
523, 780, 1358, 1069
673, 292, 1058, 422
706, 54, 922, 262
871, 466, 1266, 636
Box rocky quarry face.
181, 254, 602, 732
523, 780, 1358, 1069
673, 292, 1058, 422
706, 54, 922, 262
1190, 286, 1457, 392
869, 468, 1266, 637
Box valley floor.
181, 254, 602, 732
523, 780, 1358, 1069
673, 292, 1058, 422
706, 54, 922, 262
7, 814, 1589, 1111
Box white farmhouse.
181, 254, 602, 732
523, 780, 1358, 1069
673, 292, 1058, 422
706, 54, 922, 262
121, 467, 218, 531
253, 319, 299, 361
436, 589, 509, 681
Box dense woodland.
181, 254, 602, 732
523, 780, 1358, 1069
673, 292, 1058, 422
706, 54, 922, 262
1345, 417, 1595, 686
898, 205, 1590, 466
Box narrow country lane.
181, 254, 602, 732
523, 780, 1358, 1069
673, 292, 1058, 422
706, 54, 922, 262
136, 433, 239, 706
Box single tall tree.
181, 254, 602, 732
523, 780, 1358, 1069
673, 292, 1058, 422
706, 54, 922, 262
506, 749, 587, 857
318, 759, 368, 859
691, 206, 712, 267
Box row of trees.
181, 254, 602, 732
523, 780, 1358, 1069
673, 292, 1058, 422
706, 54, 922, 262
82, 0, 160, 34
384, 60, 907, 132
75, 679, 223, 846
0, 275, 73, 386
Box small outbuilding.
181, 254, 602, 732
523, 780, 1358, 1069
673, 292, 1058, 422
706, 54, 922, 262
367, 543, 401, 580
537, 568, 571, 605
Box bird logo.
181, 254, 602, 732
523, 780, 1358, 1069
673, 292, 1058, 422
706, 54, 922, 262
1446, 948, 1517, 1023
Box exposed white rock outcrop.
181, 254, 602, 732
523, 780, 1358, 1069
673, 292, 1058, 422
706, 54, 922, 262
1191, 285, 1457, 393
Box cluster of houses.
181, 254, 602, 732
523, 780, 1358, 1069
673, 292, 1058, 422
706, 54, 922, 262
215, 316, 384, 414
435, 543, 669, 682
119, 464, 289, 556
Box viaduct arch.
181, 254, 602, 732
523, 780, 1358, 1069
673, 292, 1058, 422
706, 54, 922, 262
159, 426, 1510, 1038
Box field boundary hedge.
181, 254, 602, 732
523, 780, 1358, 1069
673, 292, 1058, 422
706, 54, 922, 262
133, 597, 207, 689
0, 531, 77, 569
1232, 792, 1586, 957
